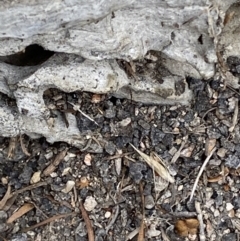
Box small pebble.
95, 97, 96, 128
62, 180, 75, 193
1, 177, 8, 185
119, 117, 131, 127
145, 195, 155, 209
226, 203, 234, 211
105, 211, 111, 218
214, 209, 220, 217
30, 171, 41, 184
84, 153, 92, 166
178, 185, 183, 191
84, 196, 97, 211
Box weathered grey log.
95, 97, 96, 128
0, 0, 239, 147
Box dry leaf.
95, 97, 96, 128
175, 218, 199, 237
130, 144, 174, 183
0, 185, 11, 210
7, 203, 34, 223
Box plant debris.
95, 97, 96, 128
1, 71, 240, 240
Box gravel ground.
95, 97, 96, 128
1, 70, 240, 241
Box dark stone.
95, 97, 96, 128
222, 233, 237, 241
207, 127, 222, 139
76, 113, 99, 132
150, 127, 165, 146
162, 133, 174, 147
225, 154, 240, 169
105, 141, 116, 155
19, 165, 33, 184
138, 119, 150, 130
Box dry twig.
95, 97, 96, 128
229, 98, 238, 132
190, 147, 216, 201
137, 182, 145, 241
22, 212, 77, 232
195, 201, 206, 241
43, 148, 68, 176
79, 200, 95, 241
11, 181, 47, 197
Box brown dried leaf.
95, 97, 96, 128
7, 203, 34, 223
130, 144, 174, 183
0, 185, 11, 210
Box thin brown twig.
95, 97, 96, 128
137, 182, 145, 241
79, 200, 95, 241
43, 148, 68, 176
195, 201, 206, 241
229, 98, 238, 132
22, 212, 77, 232
11, 182, 47, 197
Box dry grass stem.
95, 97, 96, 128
7, 136, 18, 159
20, 135, 31, 156
68, 101, 98, 126
195, 201, 206, 241
79, 200, 95, 241
130, 144, 174, 183
190, 147, 216, 201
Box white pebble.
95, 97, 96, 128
30, 171, 41, 184
62, 180, 75, 193
84, 196, 97, 211
214, 209, 220, 217
105, 211, 111, 218
226, 203, 234, 211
